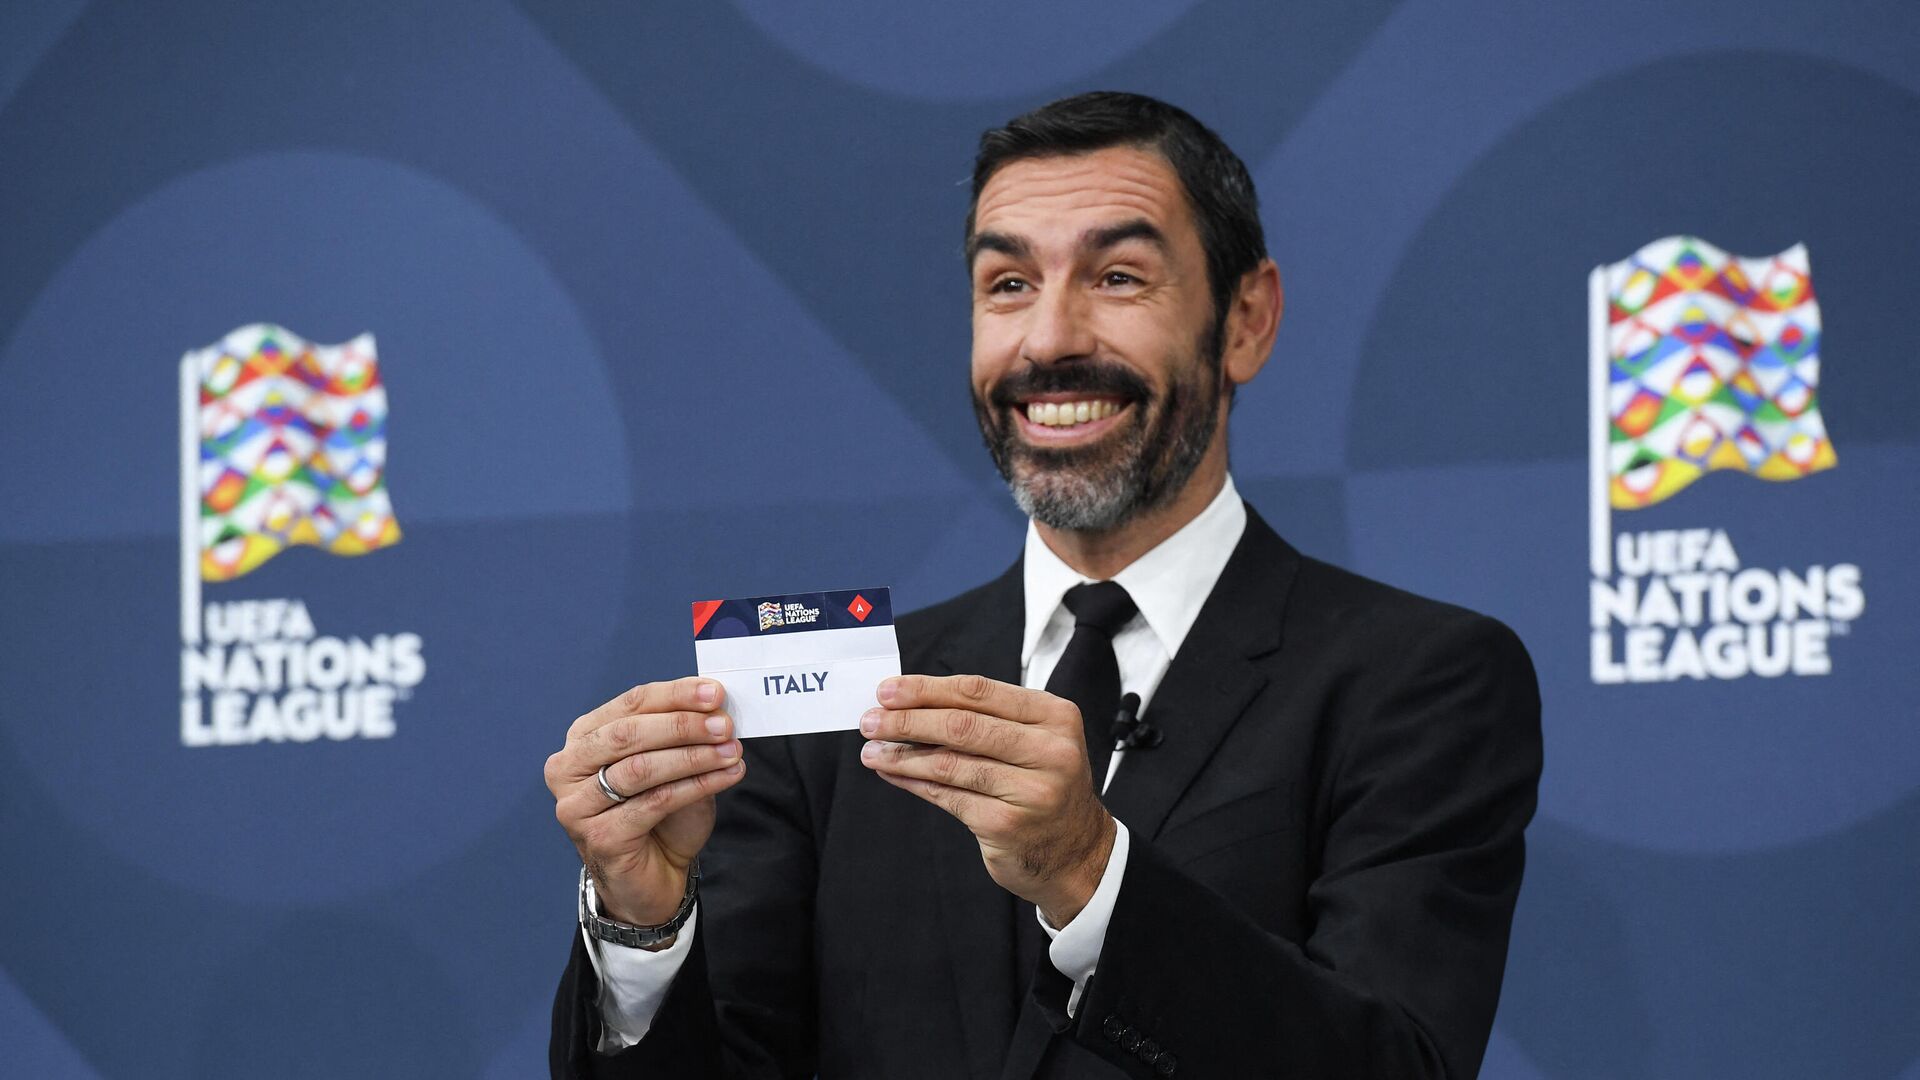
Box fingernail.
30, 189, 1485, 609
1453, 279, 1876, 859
876, 678, 899, 705
860, 707, 882, 735
716, 740, 740, 761
860, 740, 881, 761
697, 682, 719, 706
723, 761, 744, 775
705, 715, 728, 737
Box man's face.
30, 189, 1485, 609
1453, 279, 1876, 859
967, 145, 1225, 533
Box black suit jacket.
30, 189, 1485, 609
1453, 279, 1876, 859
553, 508, 1542, 1078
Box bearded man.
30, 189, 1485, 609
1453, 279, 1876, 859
546, 91, 1542, 1079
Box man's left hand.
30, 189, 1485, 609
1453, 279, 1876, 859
859, 673, 1115, 926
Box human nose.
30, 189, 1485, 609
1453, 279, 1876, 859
1019, 281, 1097, 365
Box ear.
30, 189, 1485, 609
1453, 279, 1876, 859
1222, 259, 1282, 387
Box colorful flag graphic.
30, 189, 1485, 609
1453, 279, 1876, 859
758, 601, 784, 631
186, 324, 402, 581
1597, 236, 1835, 509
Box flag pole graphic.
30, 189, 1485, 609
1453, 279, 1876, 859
180, 351, 200, 645
1588, 266, 1611, 579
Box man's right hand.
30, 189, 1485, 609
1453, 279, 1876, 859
545, 677, 746, 938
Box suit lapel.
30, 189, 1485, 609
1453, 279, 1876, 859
1101, 509, 1297, 843
924, 559, 1026, 1080
917, 511, 1298, 1077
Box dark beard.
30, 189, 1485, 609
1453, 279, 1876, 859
972, 329, 1222, 532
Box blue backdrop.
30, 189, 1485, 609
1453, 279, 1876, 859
2, 2, 1916, 1076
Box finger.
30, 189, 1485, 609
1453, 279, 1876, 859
872, 770, 996, 831
558, 745, 745, 827
860, 707, 1037, 766
877, 673, 1064, 726
564, 757, 744, 849
585, 760, 747, 844
567, 677, 725, 740
550, 720, 736, 804
599, 739, 743, 803
565, 710, 735, 777
860, 740, 1018, 797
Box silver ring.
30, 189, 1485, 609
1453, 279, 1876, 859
595, 764, 627, 804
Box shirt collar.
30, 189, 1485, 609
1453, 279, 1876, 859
1020, 474, 1248, 665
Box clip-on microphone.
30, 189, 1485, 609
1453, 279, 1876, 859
1108, 692, 1162, 751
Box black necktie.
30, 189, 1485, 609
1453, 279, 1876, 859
1046, 581, 1139, 793
1011, 581, 1139, 1022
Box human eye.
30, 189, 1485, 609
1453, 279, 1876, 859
988, 275, 1031, 295
1099, 269, 1145, 289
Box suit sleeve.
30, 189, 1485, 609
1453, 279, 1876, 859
550, 733, 824, 1079
1062, 614, 1543, 1078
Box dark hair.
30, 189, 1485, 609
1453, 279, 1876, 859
967, 91, 1267, 328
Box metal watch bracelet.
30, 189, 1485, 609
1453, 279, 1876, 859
578, 861, 700, 949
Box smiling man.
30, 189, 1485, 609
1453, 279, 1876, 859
968, 149, 1241, 547
548, 92, 1542, 1079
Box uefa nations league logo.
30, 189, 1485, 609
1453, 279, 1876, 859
1587, 238, 1863, 684
178, 324, 425, 746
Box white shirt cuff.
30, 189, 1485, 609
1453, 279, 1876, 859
1036, 820, 1130, 1018
582, 900, 698, 1053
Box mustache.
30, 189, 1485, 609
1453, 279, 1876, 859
986, 362, 1151, 410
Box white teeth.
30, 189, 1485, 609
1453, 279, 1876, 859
1024, 400, 1120, 427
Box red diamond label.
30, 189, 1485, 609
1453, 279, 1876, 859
848, 594, 872, 622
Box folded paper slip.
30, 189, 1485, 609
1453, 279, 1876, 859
690, 588, 900, 739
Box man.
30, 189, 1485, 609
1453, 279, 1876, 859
547, 92, 1541, 1078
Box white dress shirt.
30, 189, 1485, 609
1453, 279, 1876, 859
588, 476, 1248, 1050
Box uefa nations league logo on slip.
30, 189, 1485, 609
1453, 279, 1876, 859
178, 324, 425, 746
1587, 238, 1864, 685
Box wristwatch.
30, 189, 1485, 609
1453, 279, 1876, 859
578, 861, 700, 949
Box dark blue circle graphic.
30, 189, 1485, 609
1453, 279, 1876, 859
0, 151, 631, 902
1343, 52, 1920, 851
727, 0, 1200, 101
